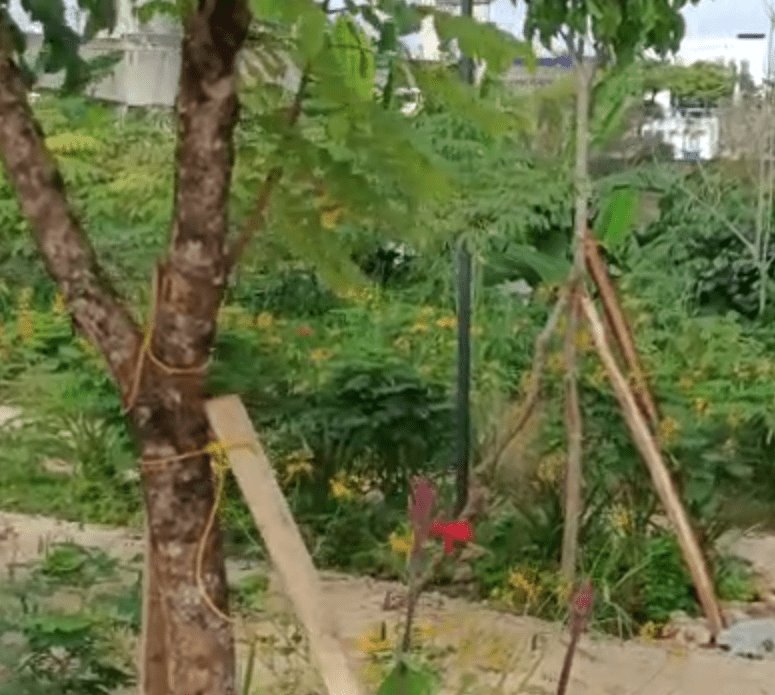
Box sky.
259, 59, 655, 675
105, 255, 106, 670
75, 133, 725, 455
488, 0, 771, 39
9, 0, 774, 81
486, 0, 772, 82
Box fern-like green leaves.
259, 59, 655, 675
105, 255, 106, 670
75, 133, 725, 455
235, 0, 531, 288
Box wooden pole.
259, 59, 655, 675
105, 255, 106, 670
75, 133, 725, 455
579, 295, 725, 638
583, 233, 659, 428
205, 396, 364, 695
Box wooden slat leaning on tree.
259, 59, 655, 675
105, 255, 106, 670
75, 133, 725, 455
0, 1, 532, 692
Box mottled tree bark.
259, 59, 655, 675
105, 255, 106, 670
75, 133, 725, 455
0, 1, 251, 693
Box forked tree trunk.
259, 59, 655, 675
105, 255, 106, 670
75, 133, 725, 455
0, 2, 251, 693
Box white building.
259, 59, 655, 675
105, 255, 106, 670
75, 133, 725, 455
402, 0, 491, 61
640, 91, 720, 161
639, 35, 769, 161
9, 0, 182, 106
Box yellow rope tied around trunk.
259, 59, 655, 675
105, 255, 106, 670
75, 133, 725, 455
142, 438, 256, 624
123, 265, 212, 414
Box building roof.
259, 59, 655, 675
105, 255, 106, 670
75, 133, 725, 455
514, 55, 573, 69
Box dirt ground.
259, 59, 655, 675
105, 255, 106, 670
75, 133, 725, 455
2, 511, 775, 694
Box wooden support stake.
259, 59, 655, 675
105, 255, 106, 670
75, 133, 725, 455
579, 295, 725, 639
205, 395, 365, 695
583, 234, 659, 428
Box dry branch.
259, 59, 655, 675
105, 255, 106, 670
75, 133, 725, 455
205, 396, 364, 695
583, 234, 659, 428
0, 42, 141, 394
580, 293, 725, 638
475, 288, 569, 482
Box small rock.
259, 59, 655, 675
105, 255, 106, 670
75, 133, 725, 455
717, 618, 775, 659
663, 611, 711, 647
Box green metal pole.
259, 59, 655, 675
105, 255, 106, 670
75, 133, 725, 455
453, 0, 475, 517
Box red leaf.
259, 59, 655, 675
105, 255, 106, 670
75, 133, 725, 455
429, 520, 473, 555
571, 579, 595, 623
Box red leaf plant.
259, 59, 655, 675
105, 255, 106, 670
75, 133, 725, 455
398, 477, 475, 654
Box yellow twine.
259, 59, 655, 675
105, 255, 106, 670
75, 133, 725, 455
123, 265, 211, 414
142, 438, 256, 625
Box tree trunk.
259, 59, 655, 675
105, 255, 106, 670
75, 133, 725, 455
560, 289, 583, 582
0, 2, 251, 692
560, 51, 593, 581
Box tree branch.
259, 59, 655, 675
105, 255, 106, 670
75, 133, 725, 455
0, 41, 141, 396
150, 0, 252, 377
225, 69, 311, 271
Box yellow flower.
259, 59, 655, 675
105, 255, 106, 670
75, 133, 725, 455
419, 306, 435, 317
574, 327, 592, 351
554, 576, 573, 603
51, 292, 67, 316
410, 322, 429, 334
255, 312, 274, 329
355, 625, 392, 655
692, 397, 710, 417
388, 529, 413, 558
281, 450, 314, 485
329, 472, 355, 501
639, 621, 661, 642
17, 287, 32, 310
609, 503, 633, 534
547, 351, 564, 375
507, 568, 541, 604
320, 207, 343, 230
310, 348, 333, 363
236, 313, 253, 330
284, 461, 313, 484
536, 451, 565, 485
658, 417, 681, 445
435, 316, 457, 330
16, 310, 34, 342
